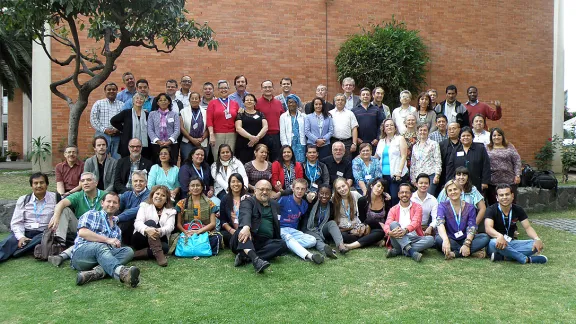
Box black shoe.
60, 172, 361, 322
234, 254, 248, 267
324, 246, 338, 259
490, 252, 504, 262
310, 253, 324, 264
386, 248, 400, 258
252, 257, 270, 273
339, 246, 349, 255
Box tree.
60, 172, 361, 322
0, 23, 32, 100
1, 0, 217, 145
334, 18, 429, 109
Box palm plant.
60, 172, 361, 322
29, 136, 52, 173
0, 23, 32, 100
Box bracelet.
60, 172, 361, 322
534, 237, 541, 241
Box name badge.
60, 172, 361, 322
225, 113, 232, 120
336, 171, 344, 177
365, 175, 372, 180
168, 118, 175, 123
192, 123, 199, 130
31, 222, 40, 229
454, 231, 464, 238
233, 218, 239, 224
312, 183, 318, 189
253, 115, 260, 119
503, 235, 512, 243
278, 214, 282, 220
457, 151, 464, 157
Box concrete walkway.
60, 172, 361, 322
532, 219, 576, 235
0, 161, 32, 170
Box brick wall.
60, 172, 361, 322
7, 89, 23, 158
48, 1, 554, 164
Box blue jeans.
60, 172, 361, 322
280, 227, 317, 259
388, 221, 434, 254
71, 242, 134, 277
487, 239, 535, 264
96, 132, 121, 159
427, 173, 437, 195
434, 233, 490, 257
382, 175, 400, 206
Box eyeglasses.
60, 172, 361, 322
129, 145, 142, 149
255, 188, 271, 192
181, 80, 192, 84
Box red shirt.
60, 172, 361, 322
55, 160, 85, 191
271, 161, 304, 191
207, 98, 239, 133
256, 96, 283, 134
464, 101, 502, 128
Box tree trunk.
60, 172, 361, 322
67, 99, 88, 146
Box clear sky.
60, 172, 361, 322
565, 1, 575, 111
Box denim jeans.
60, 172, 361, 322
487, 239, 535, 264
96, 132, 121, 159
280, 227, 317, 259
71, 242, 134, 277
434, 233, 490, 257
388, 221, 434, 254
427, 173, 437, 195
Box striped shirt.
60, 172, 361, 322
72, 210, 122, 256
90, 98, 124, 133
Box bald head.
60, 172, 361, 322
254, 180, 272, 203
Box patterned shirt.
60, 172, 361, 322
90, 98, 124, 133
429, 130, 449, 143
72, 210, 122, 256
244, 161, 272, 186
437, 185, 484, 208
410, 139, 442, 183
487, 145, 522, 184
352, 156, 382, 191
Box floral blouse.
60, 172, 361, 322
410, 139, 442, 183
352, 156, 382, 191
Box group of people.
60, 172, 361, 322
0, 75, 548, 288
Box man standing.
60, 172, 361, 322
164, 79, 185, 112
329, 93, 359, 156
352, 87, 385, 152
231, 180, 289, 273
428, 114, 449, 143
464, 86, 502, 127
84, 136, 117, 192
228, 75, 250, 109
277, 179, 325, 263
200, 82, 215, 110
122, 79, 154, 112
485, 184, 547, 264
113, 138, 153, 194
305, 84, 334, 114
274, 77, 301, 111
116, 170, 151, 244
55, 145, 84, 198
175, 75, 193, 108
372, 87, 391, 118
116, 72, 136, 103
438, 122, 461, 195
341, 77, 360, 109
47, 172, 108, 266
433, 85, 469, 128
427, 89, 439, 109
71, 192, 140, 287
90, 82, 123, 159
321, 141, 354, 189
0, 173, 58, 262
383, 183, 435, 262
256, 80, 284, 162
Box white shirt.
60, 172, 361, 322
175, 90, 191, 108
444, 101, 458, 124
473, 130, 490, 146
399, 202, 412, 229
329, 108, 359, 140
392, 106, 416, 134
411, 192, 438, 228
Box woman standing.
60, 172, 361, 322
410, 124, 442, 194
147, 146, 180, 201
219, 173, 247, 247
132, 185, 176, 267
392, 90, 417, 134
403, 114, 418, 169
207, 80, 240, 161
235, 94, 269, 164
211, 144, 248, 200
486, 128, 521, 205
179, 147, 214, 199
356, 178, 388, 245
415, 92, 437, 133
271, 145, 304, 199
110, 92, 150, 159
351, 143, 382, 195
279, 94, 306, 163
471, 114, 490, 146
244, 144, 273, 192
435, 180, 489, 260
304, 98, 334, 160
446, 126, 491, 193
147, 93, 180, 164
375, 118, 408, 205
180, 92, 209, 163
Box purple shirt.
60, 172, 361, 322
437, 200, 477, 240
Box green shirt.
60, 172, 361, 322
66, 190, 106, 218
257, 205, 274, 239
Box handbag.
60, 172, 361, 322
183, 219, 203, 231
34, 228, 66, 261
175, 232, 212, 257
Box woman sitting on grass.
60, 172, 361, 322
219, 173, 248, 248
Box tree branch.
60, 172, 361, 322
65, 15, 83, 91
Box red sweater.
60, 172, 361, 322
256, 96, 283, 134
271, 161, 304, 191
464, 101, 502, 128
383, 203, 425, 236
207, 98, 239, 133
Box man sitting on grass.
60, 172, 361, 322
115, 170, 151, 244
485, 184, 547, 264
71, 192, 139, 287
0, 173, 59, 262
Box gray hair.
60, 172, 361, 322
334, 93, 346, 101
399, 90, 412, 99
80, 171, 98, 182
132, 170, 148, 182
342, 77, 355, 86
133, 92, 147, 101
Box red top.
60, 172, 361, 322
55, 160, 85, 191
207, 98, 239, 133
271, 161, 304, 191
382, 203, 425, 237
464, 102, 502, 128
256, 96, 283, 134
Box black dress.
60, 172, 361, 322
234, 110, 268, 164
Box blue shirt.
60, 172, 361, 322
228, 91, 249, 109
117, 188, 151, 222
278, 195, 308, 229
117, 88, 136, 103
122, 95, 154, 112
72, 210, 122, 256
351, 104, 385, 144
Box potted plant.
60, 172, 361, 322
7, 142, 20, 161
28, 136, 52, 172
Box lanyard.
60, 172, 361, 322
318, 206, 327, 226
33, 199, 46, 221
498, 205, 512, 236
219, 98, 230, 114
306, 162, 319, 182
84, 190, 101, 211
342, 200, 351, 220
191, 109, 201, 123
193, 165, 204, 180
101, 211, 112, 234
450, 200, 463, 228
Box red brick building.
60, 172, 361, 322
8, 1, 556, 165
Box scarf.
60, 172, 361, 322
183, 194, 211, 226
307, 201, 331, 236
131, 109, 148, 147
159, 109, 169, 141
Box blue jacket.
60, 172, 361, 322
117, 188, 151, 222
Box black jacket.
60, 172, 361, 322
109, 109, 149, 158
439, 139, 460, 186
238, 196, 282, 239
446, 142, 491, 192
113, 156, 153, 194
434, 100, 469, 128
